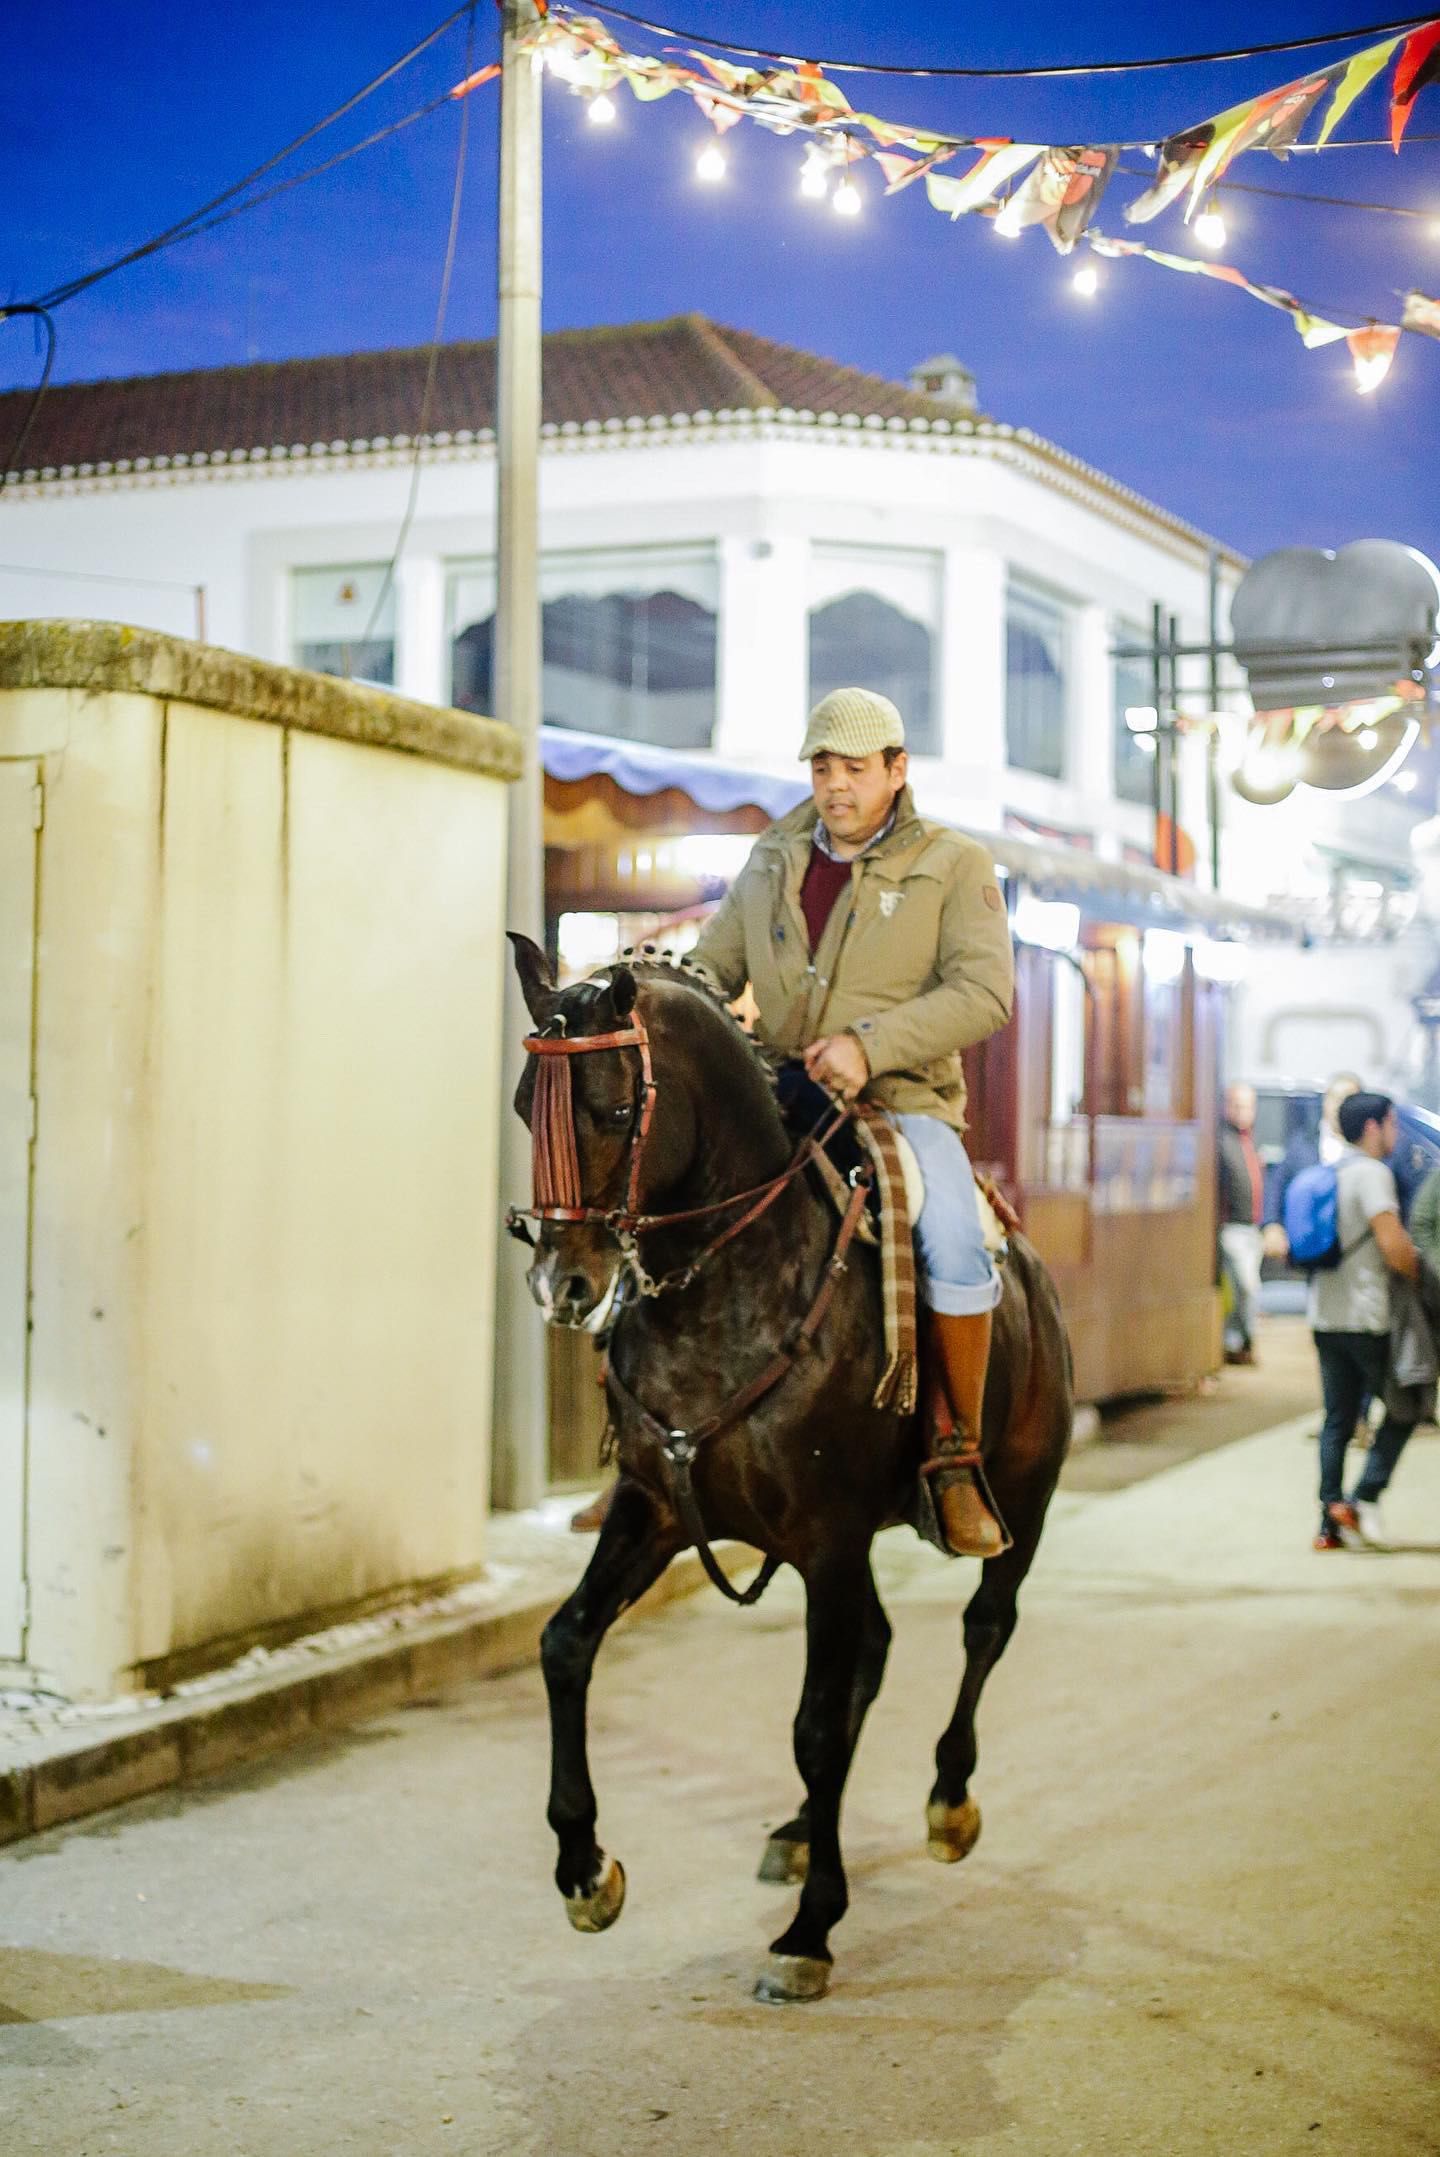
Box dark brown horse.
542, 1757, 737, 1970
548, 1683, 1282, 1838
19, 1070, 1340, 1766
509, 937, 1072, 2004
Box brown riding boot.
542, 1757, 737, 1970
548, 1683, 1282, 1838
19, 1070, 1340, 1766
924, 1310, 1011, 1559
569, 1480, 617, 1534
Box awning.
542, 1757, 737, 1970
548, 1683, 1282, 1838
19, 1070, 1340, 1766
541, 726, 806, 823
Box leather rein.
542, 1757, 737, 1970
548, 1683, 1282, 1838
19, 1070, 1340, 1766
505, 1007, 870, 1604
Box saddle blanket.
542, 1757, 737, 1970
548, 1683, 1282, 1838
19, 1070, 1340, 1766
814, 1108, 1015, 1420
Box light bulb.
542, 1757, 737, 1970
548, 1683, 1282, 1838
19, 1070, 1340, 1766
1194, 204, 1227, 249
1072, 263, 1099, 297
696, 143, 727, 183
799, 148, 830, 199
833, 177, 862, 218
587, 92, 617, 126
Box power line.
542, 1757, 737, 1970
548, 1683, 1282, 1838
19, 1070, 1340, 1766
0, 308, 57, 493
576, 2, 1440, 79
1219, 176, 1440, 218
359, 7, 478, 655
25, 0, 479, 315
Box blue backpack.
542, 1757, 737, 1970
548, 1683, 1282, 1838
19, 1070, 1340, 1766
1283, 1160, 1369, 1272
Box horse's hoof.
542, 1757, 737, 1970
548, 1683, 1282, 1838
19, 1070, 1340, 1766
757, 1835, 810, 1885
753, 1953, 830, 2005
926, 1796, 982, 1864
564, 1854, 626, 1933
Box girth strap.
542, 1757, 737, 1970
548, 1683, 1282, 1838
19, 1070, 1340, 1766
605, 1169, 873, 1607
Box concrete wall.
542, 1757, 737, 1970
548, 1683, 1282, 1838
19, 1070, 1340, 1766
0, 623, 521, 1700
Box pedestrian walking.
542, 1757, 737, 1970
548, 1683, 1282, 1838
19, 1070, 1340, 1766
1408, 1155, 1440, 1276
1218, 1081, 1266, 1364
1306, 1092, 1422, 1551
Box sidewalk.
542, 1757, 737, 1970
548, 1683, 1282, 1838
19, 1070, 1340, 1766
0, 1499, 754, 1848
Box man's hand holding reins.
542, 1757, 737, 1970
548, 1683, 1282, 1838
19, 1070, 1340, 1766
803, 1032, 870, 1100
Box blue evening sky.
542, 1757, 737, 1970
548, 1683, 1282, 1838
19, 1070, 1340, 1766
3, 2, 1438, 562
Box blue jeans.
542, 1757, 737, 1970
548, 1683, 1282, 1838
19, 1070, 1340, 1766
893, 1113, 1002, 1318
1313, 1329, 1415, 1526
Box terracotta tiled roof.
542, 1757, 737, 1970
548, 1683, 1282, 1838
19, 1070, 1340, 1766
0, 314, 963, 474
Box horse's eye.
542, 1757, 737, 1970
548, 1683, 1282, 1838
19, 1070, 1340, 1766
609, 1104, 633, 1127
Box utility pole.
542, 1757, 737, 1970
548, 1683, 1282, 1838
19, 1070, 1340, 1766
491, 0, 547, 1511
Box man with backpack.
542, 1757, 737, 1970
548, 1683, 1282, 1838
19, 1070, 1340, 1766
1289, 1091, 1422, 1549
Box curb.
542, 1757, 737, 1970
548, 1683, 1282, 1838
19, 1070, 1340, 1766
0, 1542, 759, 1849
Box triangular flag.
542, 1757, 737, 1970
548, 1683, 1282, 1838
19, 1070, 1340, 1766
1292, 311, 1350, 348
993, 146, 1117, 253
1317, 36, 1400, 145
924, 142, 1043, 219
1391, 22, 1440, 148
1185, 64, 1344, 214
1347, 323, 1401, 392
1123, 127, 1214, 224
1402, 288, 1440, 339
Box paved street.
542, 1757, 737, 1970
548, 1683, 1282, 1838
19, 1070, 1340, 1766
4, 1401, 1438, 2157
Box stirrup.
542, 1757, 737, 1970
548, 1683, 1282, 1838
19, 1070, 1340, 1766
919, 1447, 1014, 1557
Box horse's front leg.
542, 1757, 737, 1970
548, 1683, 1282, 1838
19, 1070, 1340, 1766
542, 1476, 678, 1932
755, 1546, 871, 2005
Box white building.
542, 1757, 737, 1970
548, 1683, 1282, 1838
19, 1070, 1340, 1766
2, 311, 1433, 1086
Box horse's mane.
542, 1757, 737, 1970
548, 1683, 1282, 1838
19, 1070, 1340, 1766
618, 948, 782, 1094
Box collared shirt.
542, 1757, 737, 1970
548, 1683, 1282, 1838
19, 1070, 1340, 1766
811, 807, 898, 863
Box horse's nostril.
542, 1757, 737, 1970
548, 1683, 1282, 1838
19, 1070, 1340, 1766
561, 1273, 590, 1307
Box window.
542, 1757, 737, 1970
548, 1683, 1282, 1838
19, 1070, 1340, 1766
292, 565, 395, 686
449, 547, 719, 750
1113, 626, 1156, 806
807, 544, 940, 755
1006, 582, 1068, 778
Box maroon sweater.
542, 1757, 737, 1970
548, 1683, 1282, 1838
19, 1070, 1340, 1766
799, 846, 852, 952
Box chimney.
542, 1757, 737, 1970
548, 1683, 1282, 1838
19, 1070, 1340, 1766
908, 353, 977, 415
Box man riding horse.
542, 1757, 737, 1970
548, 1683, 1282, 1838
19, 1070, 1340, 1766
688, 685, 1014, 1559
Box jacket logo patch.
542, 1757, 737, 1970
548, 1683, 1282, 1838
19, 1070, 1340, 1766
878, 889, 905, 919
982, 883, 1003, 912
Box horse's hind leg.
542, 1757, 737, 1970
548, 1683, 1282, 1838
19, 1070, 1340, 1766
541, 1478, 678, 1931
759, 1564, 890, 1886
927, 1492, 1050, 1863
755, 1547, 872, 2005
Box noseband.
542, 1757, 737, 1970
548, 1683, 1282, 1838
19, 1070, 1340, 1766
505, 1007, 856, 1299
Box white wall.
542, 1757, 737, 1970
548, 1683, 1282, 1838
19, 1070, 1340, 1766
0, 418, 1243, 876
1, 642, 515, 1698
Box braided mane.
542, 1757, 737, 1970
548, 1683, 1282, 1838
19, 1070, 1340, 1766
617, 948, 781, 1091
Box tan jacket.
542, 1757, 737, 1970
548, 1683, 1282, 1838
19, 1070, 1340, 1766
691, 789, 1014, 1131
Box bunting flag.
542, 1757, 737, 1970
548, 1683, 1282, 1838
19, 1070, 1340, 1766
992, 146, 1117, 252
1347, 322, 1402, 391
1123, 126, 1216, 225
1403, 289, 1440, 339
1088, 231, 1375, 356
924, 142, 1044, 217
1317, 37, 1400, 145
523, 5, 1440, 393
1391, 22, 1440, 146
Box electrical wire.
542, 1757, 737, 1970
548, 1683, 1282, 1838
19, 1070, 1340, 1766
0, 308, 58, 493
573, 2, 1440, 79
1218, 176, 1440, 217
357, 6, 478, 657
27, 0, 479, 314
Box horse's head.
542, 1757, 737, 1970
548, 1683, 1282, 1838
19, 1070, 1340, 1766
508, 934, 699, 1328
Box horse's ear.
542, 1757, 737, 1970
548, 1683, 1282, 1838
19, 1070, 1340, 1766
610, 964, 637, 1019
508, 932, 555, 1023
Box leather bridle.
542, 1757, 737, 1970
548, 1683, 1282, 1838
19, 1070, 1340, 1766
505, 1007, 857, 1300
